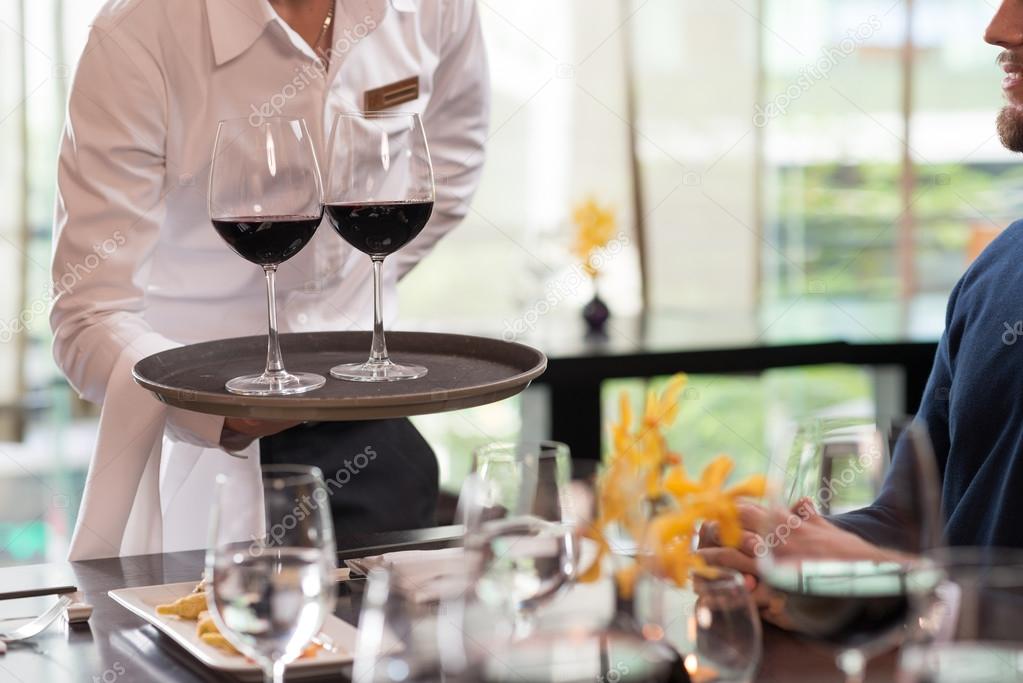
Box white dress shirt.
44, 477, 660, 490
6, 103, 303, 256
51, 0, 489, 560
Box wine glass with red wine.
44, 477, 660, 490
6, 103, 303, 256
324, 112, 435, 382
208, 117, 326, 396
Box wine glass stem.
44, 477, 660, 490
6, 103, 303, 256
837, 648, 866, 683
264, 659, 286, 683
263, 265, 286, 376
513, 608, 535, 640
368, 256, 389, 364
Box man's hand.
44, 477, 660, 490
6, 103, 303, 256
696, 498, 907, 626
220, 418, 301, 452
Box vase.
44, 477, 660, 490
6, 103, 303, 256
582, 285, 610, 336
606, 551, 693, 683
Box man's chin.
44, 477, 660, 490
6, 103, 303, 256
997, 105, 1023, 153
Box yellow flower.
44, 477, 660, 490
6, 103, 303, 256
661, 455, 767, 549
571, 196, 617, 278
580, 372, 768, 589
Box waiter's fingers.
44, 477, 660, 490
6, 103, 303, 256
225, 418, 302, 438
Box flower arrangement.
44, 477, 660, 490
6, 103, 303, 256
570, 196, 617, 279
580, 374, 766, 596
570, 196, 616, 334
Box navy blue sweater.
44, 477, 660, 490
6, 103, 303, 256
838, 219, 1023, 548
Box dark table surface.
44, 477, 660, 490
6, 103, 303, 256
0, 526, 898, 683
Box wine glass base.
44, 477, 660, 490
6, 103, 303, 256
329, 359, 427, 382
225, 371, 326, 396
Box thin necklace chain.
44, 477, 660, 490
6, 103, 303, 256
314, 2, 335, 67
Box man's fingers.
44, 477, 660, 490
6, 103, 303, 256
737, 503, 770, 535
697, 521, 719, 549
791, 496, 819, 519
698, 522, 761, 556
695, 546, 759, 576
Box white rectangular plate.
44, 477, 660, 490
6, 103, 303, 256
108, 581, 355, 681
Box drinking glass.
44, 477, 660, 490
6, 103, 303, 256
209, 117, 326, 395
460, 441, 577, 638
898, 547, 1023, 683
438, 564, 674, 683
758, 419, 943, 683
324, 111, 435, 381
353, 567, 446, 682
635, 567, 762, 682
205, 465, 336, 683
782, 416, 884, 515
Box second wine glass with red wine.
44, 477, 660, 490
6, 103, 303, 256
208, 116, 326, 396
324, 111, 435, 382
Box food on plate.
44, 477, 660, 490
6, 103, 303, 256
195, 611, 239, 654
155, 592, 206, 620
156, 580, 326, 659
195, 611, 217, 636
199, 631, 239, 654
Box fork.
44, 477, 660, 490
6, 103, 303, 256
0, 595, 73, 643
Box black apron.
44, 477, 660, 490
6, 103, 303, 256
260, 419, 438, 539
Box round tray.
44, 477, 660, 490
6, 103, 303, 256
133, 331, 547, 421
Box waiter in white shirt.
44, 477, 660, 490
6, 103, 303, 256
50, 0, 489, 560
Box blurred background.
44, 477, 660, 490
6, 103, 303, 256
0, 0, 1012, 564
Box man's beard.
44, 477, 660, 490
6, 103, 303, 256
997, 105, 1023, 153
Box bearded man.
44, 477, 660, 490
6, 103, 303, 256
699, 4, 1023, 577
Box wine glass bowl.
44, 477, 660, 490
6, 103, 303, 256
898, 547, 1023, 683
324, 111, 435, 382
461, 441, 577, 637
635, 567, 762, 683
205, 465, 337, 683
208, 116, 326, 396
353, 567, 445, 682
758, 419, 943, 683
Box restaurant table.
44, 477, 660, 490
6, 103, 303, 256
0, 526, 899, 683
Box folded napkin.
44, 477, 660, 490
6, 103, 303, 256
346, 547, 468, 603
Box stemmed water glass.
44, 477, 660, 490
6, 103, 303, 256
205, 465, 337, 683
899, 547, 1023, 682
459, 441, 577, 638
758, 419, 943, 683
634, 566, 762, 682
209, 117, 326, 395
353, 567, 446, 682
324, 111, 435, 382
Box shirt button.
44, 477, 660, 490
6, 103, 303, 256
297, 313, 309, 325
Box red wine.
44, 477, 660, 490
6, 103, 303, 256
763, 561, 911, 649
212, 214, 321, 266
325, 200, 433, 257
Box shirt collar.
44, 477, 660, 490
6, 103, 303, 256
205, 0, 276, 66
205, 0, 415, 66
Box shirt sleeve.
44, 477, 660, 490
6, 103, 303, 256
50, 24, 224, 448
390, 0, 490, 280
829, 279, 960, 549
